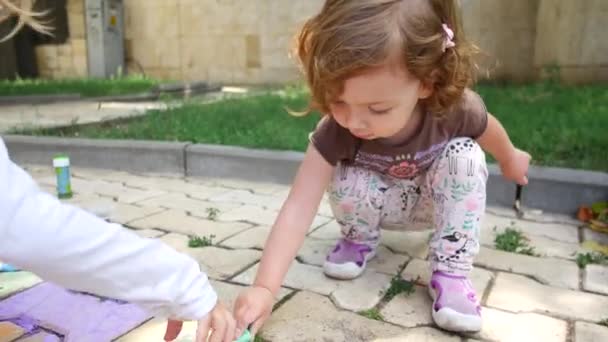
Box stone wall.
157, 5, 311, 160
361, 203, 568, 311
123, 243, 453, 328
35, 0, 87, 78
38, 0, 606, 84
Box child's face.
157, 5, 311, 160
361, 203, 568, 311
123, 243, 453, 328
329, 64, 431, 141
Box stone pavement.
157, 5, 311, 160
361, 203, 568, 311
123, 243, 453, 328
1, 164, 608, 342
0, 101, 167, 133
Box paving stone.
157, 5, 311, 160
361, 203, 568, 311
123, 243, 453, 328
71, 178, 166, 204
217, 204, 277, 226
261, 291, 459, 341
115, 176, 229, 200
382, 230, 432, 259
160, 234, 261, 280
233, 262, 341, 295
380, 285, 433, 328
401, 259, 494, 296
574, 321, 608, 342
220, 226, 271, 249
204, 178, 287, 195
71, 168, 132, 183
330, 270, 392, 312
207, 189, 286, 210
483, 212, 579, 244
582, 228, 608, 246
209, 280, 292, 313
137, 193, 241, 218
308, 220, 343, 240
317, 197, 334, 217
105, 203, 165, 224
475, 247, 579, 290
583, 264, 608, 295
0, 282, 150, 341
61, 194, 116, 218
485, 206, 580, 226
129, 209, 252, 241
131, 228, 165, 239
297, 238, 409, 275
309, 223, 431, 259
0, 321, 26, 341
481, 225, 582, 260
487, 273, 608, 321
467, 307, 568, 342
0, 272, 42, 299
15, 332, 61, 342
116, 318, 197, 342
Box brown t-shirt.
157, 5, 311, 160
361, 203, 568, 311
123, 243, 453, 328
310, 88, 488, 179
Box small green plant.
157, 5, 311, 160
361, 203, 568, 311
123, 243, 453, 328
383, 275, 415, 302
206, 207, 220, 221
188, 234, 215, 248
253, 335, 266, 342
576, 252, 608, 269
494, 227, 538, 256
358, 308, 383, 321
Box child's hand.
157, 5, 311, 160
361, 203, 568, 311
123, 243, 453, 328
164, 301, 237, 342
234, 285, 275, 338
500, 148, 531, 185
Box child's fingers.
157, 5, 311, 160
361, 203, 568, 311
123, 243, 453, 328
250, 314, 267, 336
234, 305, 250, 335
164, 320, 183, 341
223, 311, 237, 342
195, 316, 211, 342
209, 313, 227, 342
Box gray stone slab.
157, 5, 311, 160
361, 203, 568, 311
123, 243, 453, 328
487, 273, 608, 321
5, 135, 187, 174
186, 144, 303, 184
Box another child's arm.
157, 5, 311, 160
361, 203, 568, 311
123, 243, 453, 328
234, 143, 335, 335
476, 113, 531, 185
0, 139, 236, 341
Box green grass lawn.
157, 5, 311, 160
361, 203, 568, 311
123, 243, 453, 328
23, 82, 608, 171
0, 76, 159, 97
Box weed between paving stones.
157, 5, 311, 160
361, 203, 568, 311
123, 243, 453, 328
383, 275, 416, 302
494, 227, 538, 256
358, 308, 384, 321
188, 235, 215, 248
576, 252, 608, 268
206, 207, 220, 221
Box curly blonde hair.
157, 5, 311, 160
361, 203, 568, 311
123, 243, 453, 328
0, 0, 51, 42
295, 0, 479, 116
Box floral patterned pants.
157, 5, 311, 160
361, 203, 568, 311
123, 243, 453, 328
328, 138, 488, 275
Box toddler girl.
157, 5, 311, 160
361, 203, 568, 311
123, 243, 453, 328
235, 0, 530, 334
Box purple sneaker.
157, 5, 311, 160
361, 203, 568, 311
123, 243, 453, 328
323, 239, 376, 279
428, 271, 482, 332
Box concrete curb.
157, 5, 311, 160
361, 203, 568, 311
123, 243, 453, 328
0, 83, 222, 106
4, 135, 607, 215
4, 135, 187, 175
186, 143, 303, 183
0, 94, 82, 105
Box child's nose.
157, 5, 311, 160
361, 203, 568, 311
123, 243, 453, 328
347, 112, 367, 130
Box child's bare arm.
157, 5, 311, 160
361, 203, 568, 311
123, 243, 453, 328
255, 143, 334, 294
477, 113, 531, 185
234, 143, 334, 335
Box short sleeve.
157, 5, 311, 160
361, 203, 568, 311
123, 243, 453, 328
309, 115, 357, 166
447, 88, 489, 139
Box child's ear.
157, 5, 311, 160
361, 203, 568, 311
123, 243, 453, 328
418, 70, 439, 99
418, 81, 434, 99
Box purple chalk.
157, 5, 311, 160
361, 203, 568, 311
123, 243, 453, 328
0, 283, 152, 342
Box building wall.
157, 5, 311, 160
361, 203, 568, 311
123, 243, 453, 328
39, 0, 606, 84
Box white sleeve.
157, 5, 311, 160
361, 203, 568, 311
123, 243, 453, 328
0, 138, 217, 320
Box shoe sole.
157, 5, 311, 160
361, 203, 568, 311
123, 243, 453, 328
428, 283, 482, 332
323, 250, 376, 280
